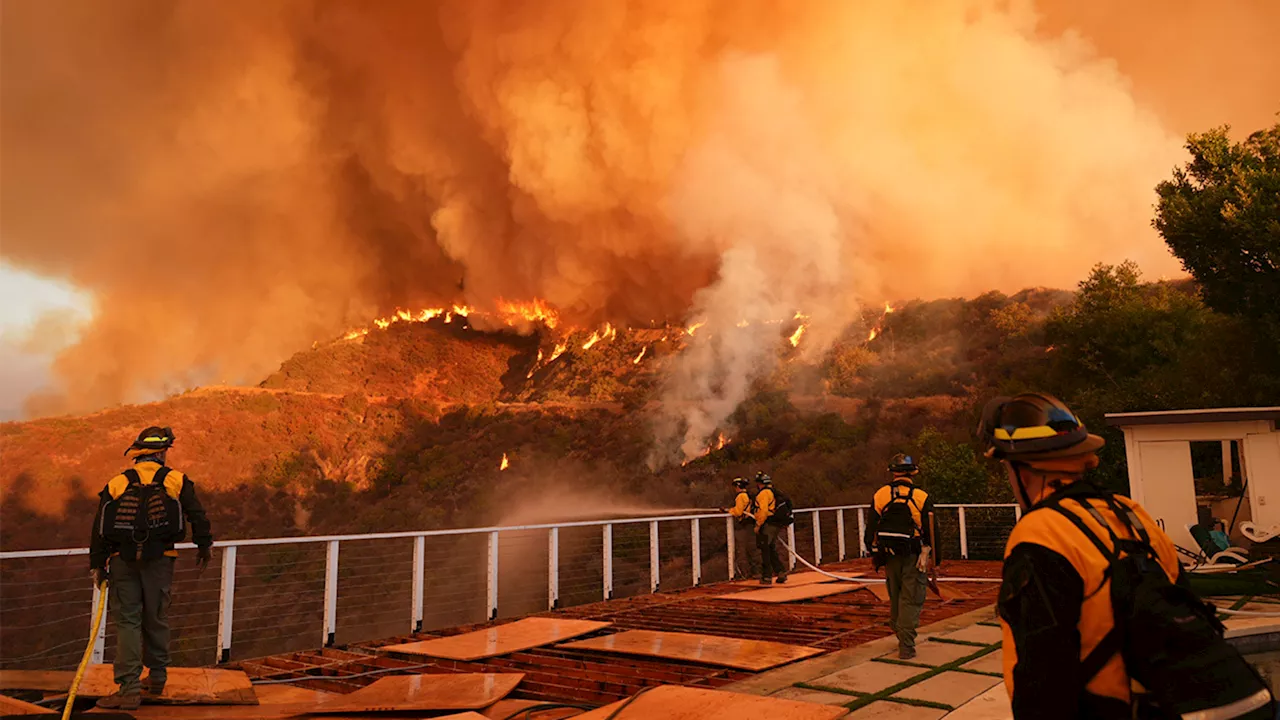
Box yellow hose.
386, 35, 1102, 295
63, 579, 108, 720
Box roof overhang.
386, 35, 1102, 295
1105, 407, 1280, 427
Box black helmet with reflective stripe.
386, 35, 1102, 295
754, 472, 771, 485
889, 453, 918, 474
732, 477, 749, 489
126, 426, 175, 455
977, 393, 1103, 460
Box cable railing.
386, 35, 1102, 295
0, 502, 1017, 670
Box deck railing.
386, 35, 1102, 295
0, 503, 1018, 669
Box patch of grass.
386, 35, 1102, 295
840, 641, 998, 712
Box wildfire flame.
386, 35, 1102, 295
526, 349, 544, 379
789, 324, 807, 347
341, 299, 559, 342
497, 299, 559, 329
686, 321, 706, 336
633, 347, 647, 364
500, 453, 509, 471
681, 432, 729, 466
866, 301, 896, 342
548, 342, 568, 362
581, 330, 601, 350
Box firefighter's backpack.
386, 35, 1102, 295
766, 487, 795, 527
99, 467, 185, 561
876, 481, 923, 554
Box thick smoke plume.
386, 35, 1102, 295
3, 1, 1276, 448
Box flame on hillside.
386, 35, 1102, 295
342, 299, 561, 342
681, 432, 728, 466
788, 325, 807, 347
581, 330, 601, 351
633, 347, 647, 364
685, 321, 706, 336
866, 302, 895, 342
500, 453, 509, 471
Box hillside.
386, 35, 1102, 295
5, 267, 1274, 553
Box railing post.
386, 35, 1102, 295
216, 545, 236, 663
649, 520, 660, 593
1015, 505, 1023, 522
787, 524, 797, 571
812, 510, 822, 566
91, 582, 108, 664
837, 509, 846, 561
603, 524, 614, 601
726, 516, 736, 580
958, 506, 969, 560
486, 531, 499, 621
857, 508, 868, 557
323, 540, 339, 646
411, 536, 425, 633
548, 527, 560, 610
691, 519, 701, 586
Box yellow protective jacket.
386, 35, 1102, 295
754, 488, 775, 529
998, 483, 1182, 718
865, 477, 934, 551
89, 461, 213, 568
728, 491, 753, 523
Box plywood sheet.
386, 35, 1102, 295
482, 699, 586, 719
730, 572, 859, 587
252, 684, 337, 705
575, 685, 848, 719
558, 630, 823, 671
0, 694, 55, 715
381, 617, 611, 661
718, 583, 861, 603
309, 673, 523, 714
0, 667, 256, 705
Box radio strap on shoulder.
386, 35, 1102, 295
123, 468, 142, 485
153, 467, 171, 486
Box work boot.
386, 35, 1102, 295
898, 645, 917, 661
759, 577, 773, 585
776, 574, 789, 584
96, 692, 141, 710
143, 676, 166, 696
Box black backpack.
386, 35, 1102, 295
99, 468, 185, 561
1047, 493, 1274, 718
876, 481, 924, 554
767, 487, 794, 527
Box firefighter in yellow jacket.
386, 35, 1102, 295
89, 427, 213, 710
864, 454, 935, 659
720, 477, 759, 580
979, 393, 1274, 719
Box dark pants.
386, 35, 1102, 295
885, 553, 925, 649
756, 524, 788, 581
733, 521, 759, 579
109, 556, 174, 693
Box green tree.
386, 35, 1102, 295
914, 427, 1009, 504
1154, 121, 1280, 345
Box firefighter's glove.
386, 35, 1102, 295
196, 546, 213, 574
90, 568, 108, 588
917, 547, 931, 573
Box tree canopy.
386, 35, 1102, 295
1154, 121, 1280, 348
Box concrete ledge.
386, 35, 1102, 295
723, 604, 998, 697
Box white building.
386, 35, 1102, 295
1106, 407, 1280, 553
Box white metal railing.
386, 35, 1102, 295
0, 503, 1017, 667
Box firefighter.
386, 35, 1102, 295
89, 427, 213, 710
753, 473, 790, 585
979, 393, 1273, 719
720, 477, 759, 580
864, 453, 934, 659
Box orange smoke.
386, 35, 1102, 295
2, 0, 1276, 417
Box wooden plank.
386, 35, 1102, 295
308, 673, 523, 714
574, 685, 848, 719
729, 572, 858, 587
0, 667, 257, 705
380, 617, 611, 661
252, 684, 337, 705
716, 583, 861, 603
558, 629, 824, 671
482, 699, 584, 719
0, 694, 56, 715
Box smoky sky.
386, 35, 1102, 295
2, 0, 1276, 419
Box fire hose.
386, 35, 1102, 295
778, 538, 997, 583
64, 579, 108, 720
